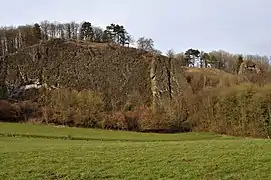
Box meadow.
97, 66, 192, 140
1, 122, 271, 180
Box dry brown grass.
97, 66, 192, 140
182, 67, 246, 93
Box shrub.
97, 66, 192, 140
121, 104, 190, 132
190, 83, 271, 138
0, 99, 41, 122
124, 105, 152, 131
152, 98, 191, 132
101, 106, 152, 131
0, 100, 21, 122
102, 111, 127, 130
40, 89, 105, 128
16, 101, 41, 121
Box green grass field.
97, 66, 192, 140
1, 122, 271, 180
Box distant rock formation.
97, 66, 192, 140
238, 60, 261, 75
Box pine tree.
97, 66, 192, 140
32, 23, 42, 42
79, 22, 93, 40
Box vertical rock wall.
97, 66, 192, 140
1, 39, 190, 110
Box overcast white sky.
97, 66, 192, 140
1, 0, 271, 56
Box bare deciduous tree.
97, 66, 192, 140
137, 37, 154, 52
40, 20, 50, 40
92, 27, 104, 42
166, 49, 175, 58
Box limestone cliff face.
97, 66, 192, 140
150, 55, 191, 109
0, 56, 8, 99
1, 39, 190, 109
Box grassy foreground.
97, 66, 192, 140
0, 123, 271, 180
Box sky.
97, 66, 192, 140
1, 0, 271, 56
